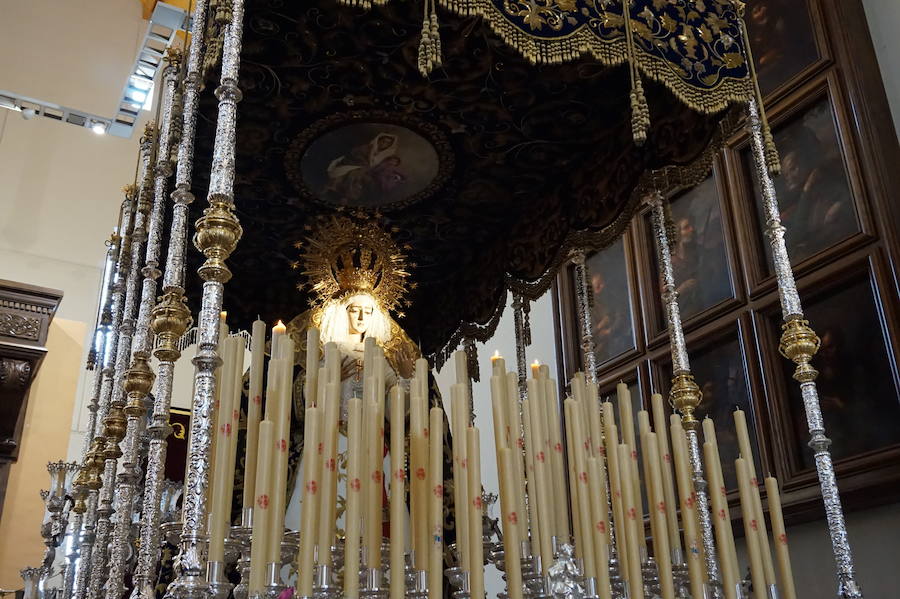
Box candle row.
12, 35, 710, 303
223, 321, 457, 597
451, 351, 486, 599
206, 330, 797, 599
246, 320, 295, 593
487, 359, 799, 599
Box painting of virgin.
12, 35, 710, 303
300, 122, 440, 208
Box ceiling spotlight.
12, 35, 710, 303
91, 122, 107, 135
20, 107, 36, 120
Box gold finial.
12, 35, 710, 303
80, 438, 105, 493
296, 215, 411, 314
102, 404, 127, 458
122, 183, 139, 199
123, 355, 155, 416
164, 47, 184, 70
193, 202, 243, 283
779, 316, 821, 384
670, 371, 702, 429
143, 121, 157, 141
151, 290, 193, 362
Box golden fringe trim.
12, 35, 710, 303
332, 0, 755, 114
437, 0, 755, 116
199, 1, 756, 116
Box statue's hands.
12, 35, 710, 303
340, 355, 359, 381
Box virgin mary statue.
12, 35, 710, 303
282, 216, 455, 561
155, 218, 456, 598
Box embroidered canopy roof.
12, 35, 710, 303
184, 0, 761, 364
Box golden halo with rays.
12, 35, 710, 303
293, 215, 414, 316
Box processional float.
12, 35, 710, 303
24, 1, 863, 599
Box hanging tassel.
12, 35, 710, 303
736, 2, 781, 175
464, 337, 480, 383
417, 0, 442, 76
623, 0, 649, 145
430, 8, 442, 68
214, 0, 233, 25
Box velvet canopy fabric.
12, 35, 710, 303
185, 0, 747, 364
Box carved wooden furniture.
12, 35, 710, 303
0, 279, 63, 518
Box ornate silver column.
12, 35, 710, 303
165, 1, 244, 597
569, 246, 623, 590
87, 123, 158, 599
511, 292, 529, 402
104, 49, 182, 599
73, 185, 139, 599
134, 0, 208, 594
82, 232, 122, 460
569, 249, 598, 384
66, 230, 122, 599
746, 99, 862, 599
648, 191, 723, 597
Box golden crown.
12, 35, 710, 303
294, 216, 413, 314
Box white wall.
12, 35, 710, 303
863, 0, 900, 139
0, 0, 153, 460
735, 501, 900, 599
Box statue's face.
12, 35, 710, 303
346, 294, 376, 336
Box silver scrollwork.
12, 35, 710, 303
648, 191, 722, 598
570, 249, 598, 384
746, 99, 862, 599
166, 2, 245, 598
105, 56, 180, 599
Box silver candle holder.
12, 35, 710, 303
310, 538, 345, 599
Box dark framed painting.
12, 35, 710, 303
745, 0, 822, 97
583, 236, 638, 367
655, 323, 763, 491
766, 267, 900, 472
742, 91, 862, 277
644, 174, 736, 335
